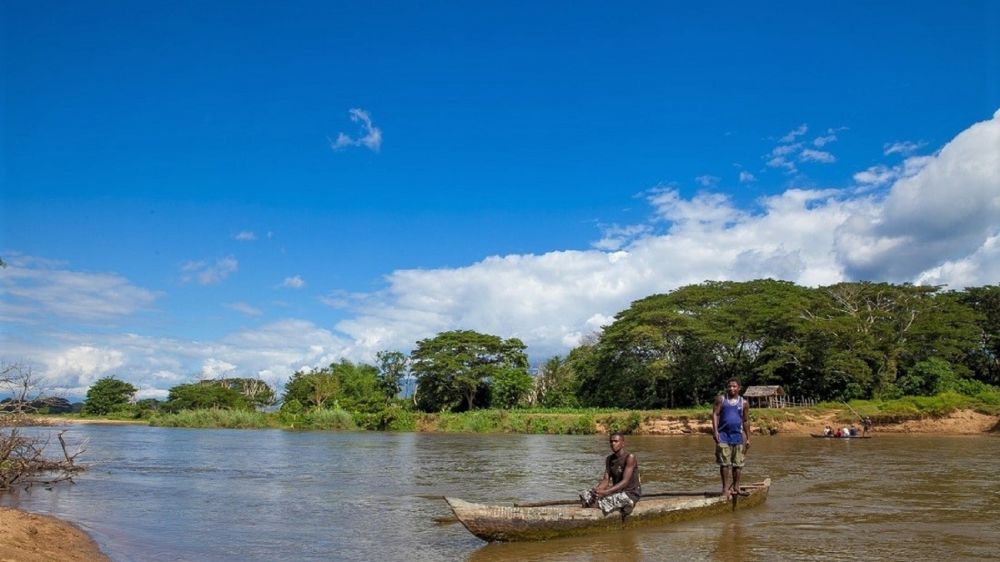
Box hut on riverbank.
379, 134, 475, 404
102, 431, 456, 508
743, 385, 785, 408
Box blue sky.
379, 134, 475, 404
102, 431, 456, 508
2, 1, 999, 399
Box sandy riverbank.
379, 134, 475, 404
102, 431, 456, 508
0, 507, 109, 562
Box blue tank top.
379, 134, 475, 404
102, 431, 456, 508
718, 396, 745, 444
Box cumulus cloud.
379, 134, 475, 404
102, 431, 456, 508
234, 231, 257, 241
592, 224, 652, 251
0, 256, 160, 322
281, 275, 306, 289
836, 109, 1000, 280
5, 320, 352, 398
739, 171, 756, 183
180, 256, 239, 285
331, 108, 382, 152
6, 110, 999, 399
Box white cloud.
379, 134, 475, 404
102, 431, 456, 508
5, 320, 353, 398
836, 109, 1000, 280
813, 133, 837, 147
780, 124, 808, 143
739, 171, 756, 183
884, 140, 924, 156
695, 175, 720, 187
6, 110, 999, 399
800, 149, 836, 163
234, 231, 257, 241
592, 224, 652, 251
200, 358, 237, 380
331, 108, 382, 152
226, 302, 262, 316
0, 256, 160, 322
180, 256, 239, 285
853, 165, 895, 186
281, 275, 306, 289
766, 143, 802, 172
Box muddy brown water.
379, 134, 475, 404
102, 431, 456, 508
1, 425, 997, 561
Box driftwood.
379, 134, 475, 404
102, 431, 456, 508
1, 363, 86, 491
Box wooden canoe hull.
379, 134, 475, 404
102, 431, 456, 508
810, 433, 872, 439
446, 478, 770, 542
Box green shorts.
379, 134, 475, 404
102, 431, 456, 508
715, 443, 746, 468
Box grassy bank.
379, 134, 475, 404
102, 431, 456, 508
34, 389, 1000, 434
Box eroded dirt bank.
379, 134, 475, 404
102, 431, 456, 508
641, 408, 1000, 436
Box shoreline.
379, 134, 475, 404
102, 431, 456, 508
641, 408, 1000, 436
30, 408, 1000, 435
0, 507, 109, 562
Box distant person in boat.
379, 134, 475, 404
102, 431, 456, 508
579, 432, 642, 516
823, 425, 833, 437
849, 425, 858, 437
712, 378, 750, 500
841, 426, 851, 438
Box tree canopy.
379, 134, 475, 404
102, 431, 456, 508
83, 377, 137, 415
410, 330, 529, 412
574, 280, 991, 408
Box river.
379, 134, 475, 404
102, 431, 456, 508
2, 425, 998, 561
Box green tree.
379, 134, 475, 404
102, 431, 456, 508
375, 351, 408, 404
956, 285, 1000, 385
280, 360, 381, 412
578, 280, 812, 408
534, 355, 580, 408
83, 377, 137, 415
410, 330, 529, 412
490, 367, 534, 409
163, 382, 248, 411
210, 378, 276, 409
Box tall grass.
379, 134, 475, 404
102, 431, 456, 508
149, 408, 272, 429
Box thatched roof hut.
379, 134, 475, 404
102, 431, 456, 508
743, 385, 785, 408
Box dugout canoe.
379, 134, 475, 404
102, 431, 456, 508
445, 478, 770, 542
810, 433, 872, 439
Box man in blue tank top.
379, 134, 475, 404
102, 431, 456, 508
712, 378, 750, 499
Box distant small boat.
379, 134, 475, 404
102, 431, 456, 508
810, 433, 872, 439
446, 478, 771, 542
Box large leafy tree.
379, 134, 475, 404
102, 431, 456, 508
83, 377, 137, 415
955, 285, 1000, 385
578, 280, 813, 408
375, 350, 408, 404
281, 360, 381, 411
163, 382, 248, 411
410, 330, 529, 412
534, 355, 580, 408
490, 367, 534, 409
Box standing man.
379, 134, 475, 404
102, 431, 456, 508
579, 432, 642, 516
712, 378, 750, 499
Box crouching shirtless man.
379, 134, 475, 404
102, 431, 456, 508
579, 432, 641, 516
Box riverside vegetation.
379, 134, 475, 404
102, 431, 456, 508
26, 280, 1000, 434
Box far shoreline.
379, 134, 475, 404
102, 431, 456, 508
28, 407, 1000, 435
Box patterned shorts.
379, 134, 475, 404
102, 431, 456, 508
579, 489, 636, 515
715, 442, 746, 468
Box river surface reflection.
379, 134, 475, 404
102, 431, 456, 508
2, 425, 998, 561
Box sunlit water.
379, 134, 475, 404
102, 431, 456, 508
2, 425, 998, 561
